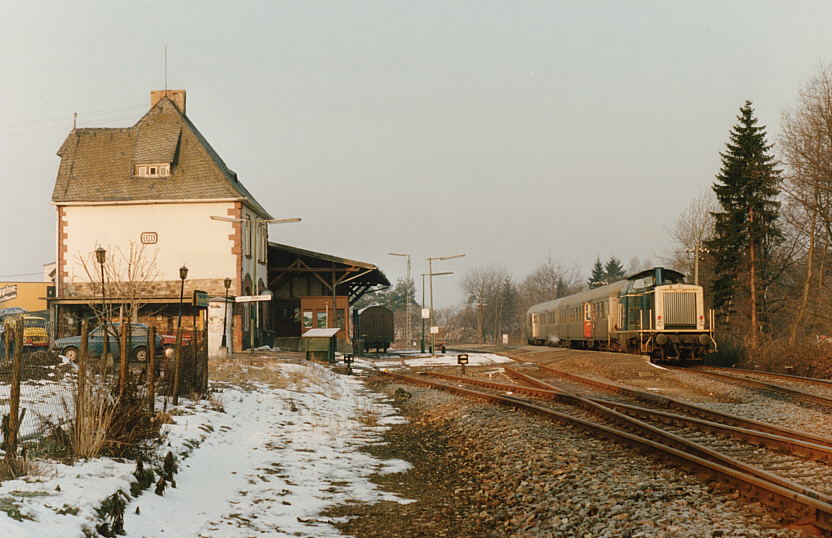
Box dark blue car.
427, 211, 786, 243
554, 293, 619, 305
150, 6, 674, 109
54, 322, 163, 362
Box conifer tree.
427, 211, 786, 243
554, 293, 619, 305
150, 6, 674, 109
588, 257, 606, 288
706, 101, 781, 348
604, 256, 626, 283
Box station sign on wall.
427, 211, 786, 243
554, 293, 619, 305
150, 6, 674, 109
141, 232, 158, 245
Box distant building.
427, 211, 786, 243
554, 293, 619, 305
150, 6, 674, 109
0, 263, 56, 315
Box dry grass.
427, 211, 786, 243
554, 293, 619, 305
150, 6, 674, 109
206, 393, 225, 413
353, 398, 381, 428
71, 384, 117, 460
208, 356, 326, 391
0, 454, 52, 482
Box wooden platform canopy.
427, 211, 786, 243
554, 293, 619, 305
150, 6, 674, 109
267, 242, 390, 306
265, 243, 390, 344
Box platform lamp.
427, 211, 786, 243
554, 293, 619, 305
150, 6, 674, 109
221, 277, 232, 351
420, 271, 453, 354
95, 246, 107, 359
173, 264, 188, 405
428, 254, 464, 356
177, 265, 188, 331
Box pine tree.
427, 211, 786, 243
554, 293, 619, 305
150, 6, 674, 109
604, 256, 626, 283
588, 257, 606, 288
706, 101, 781, 348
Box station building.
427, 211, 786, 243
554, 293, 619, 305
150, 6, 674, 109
50, 90, 388, 353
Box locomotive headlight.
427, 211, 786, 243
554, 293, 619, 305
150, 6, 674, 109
698, 314, 705, 329
656, 315, 663, 329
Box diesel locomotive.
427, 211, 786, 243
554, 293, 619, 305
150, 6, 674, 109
526, 267, 715, 361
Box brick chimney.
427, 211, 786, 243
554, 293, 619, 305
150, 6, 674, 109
151, 90, 186, 114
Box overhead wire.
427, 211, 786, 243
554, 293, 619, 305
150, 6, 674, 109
0, 271, 47, 279
0, 104, 146, 139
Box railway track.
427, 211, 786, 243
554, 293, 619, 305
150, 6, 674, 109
685, 366, 832, 408
436, 366, 832, 496
383, 367, 832, 534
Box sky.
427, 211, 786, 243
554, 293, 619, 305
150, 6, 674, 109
2, 1, 831, 308
0, 353, 511, 536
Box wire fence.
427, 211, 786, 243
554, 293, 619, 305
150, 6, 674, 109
0, 349, 75, 441
0, 319, 208, 456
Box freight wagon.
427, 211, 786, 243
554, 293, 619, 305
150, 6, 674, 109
354, 305, 394, 353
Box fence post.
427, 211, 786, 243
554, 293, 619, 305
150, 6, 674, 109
193, 329, 201, 396
173, 327, 182, 405
148, 326, 156, 414
200, 329, 208, 393
2, 321, 8, 362
119, 323, 128, 400
76, 320, 88, 446
4, 318, 24, 464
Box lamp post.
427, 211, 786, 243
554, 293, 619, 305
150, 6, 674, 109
210, 215, 300, 354
177, 265, 188, 330
419, 272, 452, 353
95, 246, 107, 360
427, 252, 464, 356
173, 264, 188, 405
421, 273, 426, 353
425, 270, 454, 354
221, 277, 232, 354
389, 252, 411, 348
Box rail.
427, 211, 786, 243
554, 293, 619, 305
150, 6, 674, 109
676, 367, 832, 408
384, 370, 832, 532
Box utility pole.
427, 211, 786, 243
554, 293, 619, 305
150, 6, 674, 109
685, 241, 710, 286
389, 253, 411, 348
427, 254, 464, 356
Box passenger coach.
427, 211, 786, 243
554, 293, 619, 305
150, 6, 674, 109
527, 267, 715, 361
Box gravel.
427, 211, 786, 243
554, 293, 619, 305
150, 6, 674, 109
325, 363, 814, 537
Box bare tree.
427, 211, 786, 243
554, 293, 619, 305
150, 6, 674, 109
625, 257, 653, 276
76, 242, 161, 325
664, 189, 717, 277
518, 255, 581, 304
779, 63, 832, 342
461, 265, 519, 344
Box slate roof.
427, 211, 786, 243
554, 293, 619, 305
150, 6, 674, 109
52, 96, 271, 218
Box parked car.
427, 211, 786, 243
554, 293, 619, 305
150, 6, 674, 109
161, 331, 192, 359
53, 322, 163, 362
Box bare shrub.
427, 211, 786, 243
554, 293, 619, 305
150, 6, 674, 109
740, 336, 832, 378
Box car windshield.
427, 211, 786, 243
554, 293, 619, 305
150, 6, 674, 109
24, 318, 47, 328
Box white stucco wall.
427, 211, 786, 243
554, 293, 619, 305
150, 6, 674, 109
61, 201, 240, 286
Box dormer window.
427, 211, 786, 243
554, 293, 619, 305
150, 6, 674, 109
135, 164, 170, 178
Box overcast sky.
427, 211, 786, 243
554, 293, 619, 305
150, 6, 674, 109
2, 1, 831, 308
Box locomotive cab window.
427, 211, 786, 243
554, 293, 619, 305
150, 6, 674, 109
632, 276, 654, 290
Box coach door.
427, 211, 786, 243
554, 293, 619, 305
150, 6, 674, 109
583, 303, 592, 338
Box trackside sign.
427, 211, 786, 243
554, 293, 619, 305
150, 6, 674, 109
235, 295, 273, 303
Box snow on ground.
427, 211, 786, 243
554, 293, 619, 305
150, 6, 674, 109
0, 360, 413, 537
366, 351, 513, 369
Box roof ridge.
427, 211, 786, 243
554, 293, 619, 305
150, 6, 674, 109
52, 94, 272, 219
